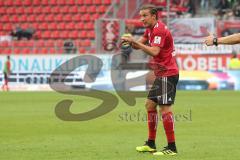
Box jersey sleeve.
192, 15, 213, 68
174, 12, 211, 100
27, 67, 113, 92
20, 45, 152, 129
151, 28, 167, 48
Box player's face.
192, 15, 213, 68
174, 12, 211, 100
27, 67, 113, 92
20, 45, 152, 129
139, 9, 156, 28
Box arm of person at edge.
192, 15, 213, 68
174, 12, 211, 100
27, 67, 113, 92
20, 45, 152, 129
121, 36, 160, 57
204, 32, 240, 46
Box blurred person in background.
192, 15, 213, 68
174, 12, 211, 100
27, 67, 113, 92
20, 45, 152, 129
229, 51, 240, 70
232, 0, 240, 17
1, 55, 11, 91
214, 0, 231, 18
64, 39, 77, 54
10, 25, 23, 40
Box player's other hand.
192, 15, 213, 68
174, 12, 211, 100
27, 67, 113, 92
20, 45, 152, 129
204, 31, 214, 46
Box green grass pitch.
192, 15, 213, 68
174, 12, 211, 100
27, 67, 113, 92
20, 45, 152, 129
0, 91, 240, 160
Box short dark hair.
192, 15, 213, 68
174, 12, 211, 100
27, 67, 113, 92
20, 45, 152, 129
140, 4, 158, 19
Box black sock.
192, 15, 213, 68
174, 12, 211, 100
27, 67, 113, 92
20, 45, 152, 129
147, 139, 156, 148
168, 142, 177, 152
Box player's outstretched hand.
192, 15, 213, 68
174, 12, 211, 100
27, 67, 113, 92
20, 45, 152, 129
204, 31, 214, 46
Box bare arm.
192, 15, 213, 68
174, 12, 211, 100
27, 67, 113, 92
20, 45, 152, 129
218, 33, 240, 45
204, 33, 240, 46
131, 36, 147, 49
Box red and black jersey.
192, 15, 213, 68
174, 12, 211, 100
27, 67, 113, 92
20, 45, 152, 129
143, 21, 179, 77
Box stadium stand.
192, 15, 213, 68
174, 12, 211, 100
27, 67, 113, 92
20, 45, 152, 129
0, 0, 113, 54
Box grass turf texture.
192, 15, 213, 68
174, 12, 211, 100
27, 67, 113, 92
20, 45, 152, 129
0, 91, 240, 160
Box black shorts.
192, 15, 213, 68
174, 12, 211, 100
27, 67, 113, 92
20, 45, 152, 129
147, 74, 179, 105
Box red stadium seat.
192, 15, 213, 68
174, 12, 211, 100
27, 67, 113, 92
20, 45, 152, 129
88, 6, 96, 13
61, 6, 69, 13
57, 22, 66, 30
58, 0, 66, 5
92, 13, 101, 19
15, 7, 24, 14
98, 5, 106, 13
79, 31, 87, 38
79, 6, 87, 13
49, 0, 57, 5
66, 0, 75, 5
82, 39, 91, 47
93, 0, 102, 5
25, 7, 34, 14
68, 6, 78, 13
42, 6, 51, 14
1, 15, 10, 22
27, 15, 36, 22
69, 31, 78, 39
51, 31, 60, 39
48, 23, 57, 30
0, 7, 6, 14
3, 23, 12, 31
42, 31, 51, 39
66, 22, 75, 30
19, 15, 27, 22
0, 41, 10, 47
72, 14, 82, 21
39, 48, 49, 54
89, 48, 96, 54
33, 48, 39, 54
39, 23, 48, 30
32, 0, 41, 6
74, 22, 84, 30
56, 40, 64, 47
33, 6, 42, 14
37, 14, 45, 22
63, 14, 72, 21
60, 31, 69, 39
22, 0, 32, 6
51, 6, 60, 14
21, 23, 29, 29
85, 22, 94, 30
10, 15, 19, 23
54, 14, 63, 21
103, 0, 111, 5
12, 41, 20, 48
4, 1, 13, 6
45, 40, 55, 47
42, 0, 48, 5
26, 40, 34, 47
31, 23, 38, 29
22, 48, 31, 54
78, 47, 86, 54
82, 13, 91, 21
35, 40, 45, 47
76, 0, 84, 5
7, 7, 16, 14
85, 0, 93, 5
87, 31, 95, 39
13, 48, 21, 54
14, 0, 22, 6
45, 14, 54, 22
1, 48, 12, 54
49, 47, 57, 54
